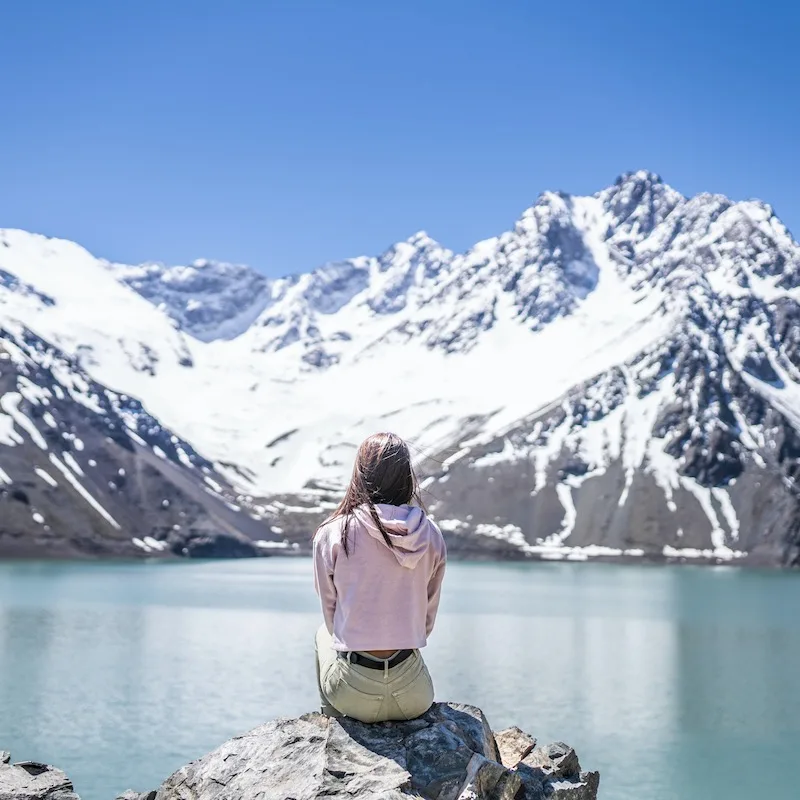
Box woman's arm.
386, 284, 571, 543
313, 530, 337, 634
425, 555, 447, 636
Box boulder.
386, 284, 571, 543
5, 703, 599, 800
0, 757, 80, 800
145, 702, 598, 800
494, 727, 536, 769
515, 742, 600, 800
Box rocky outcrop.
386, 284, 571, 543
0, 754, 80, 800
135, 703, 597, 800
1, 705, 598, 800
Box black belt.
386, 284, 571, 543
339, 649, 414, 670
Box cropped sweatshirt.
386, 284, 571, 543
313, 503, 447, 652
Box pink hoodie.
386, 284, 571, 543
313, 504, 447, 652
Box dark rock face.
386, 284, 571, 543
165, 528, 259, 558
410, 292, 800, 566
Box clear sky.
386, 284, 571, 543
2, 0, 798, 277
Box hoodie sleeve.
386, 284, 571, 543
425, 539, 447, 636
313, 527, 338, 635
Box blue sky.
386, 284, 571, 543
1, 0, 798, 276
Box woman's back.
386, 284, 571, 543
312, 431, 447, 723
314, 503, 446, 652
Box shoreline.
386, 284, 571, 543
0, 547, 792, 570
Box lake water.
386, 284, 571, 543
1, 559, 799, 800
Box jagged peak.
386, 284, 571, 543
614, 169, 665, 188
531, 190, 572, 208
513, 191, 571, 228
602, 170, 684, 207
405, 230, 440, 249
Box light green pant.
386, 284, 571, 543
314, 624, 435, 723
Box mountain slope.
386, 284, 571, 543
2, 170, 800, 564
0, 325, 274, 557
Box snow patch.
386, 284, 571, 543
0, 393, 48, 449
663, 545, 746, 561
0, 413, 23, 446
436, 518, 468, 533
63, 451, 85, 476
48, 453, 121, 529
34, 467, 58, 487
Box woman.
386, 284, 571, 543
313, 432, 447, 723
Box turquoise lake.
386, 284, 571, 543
1, 559, 799, 799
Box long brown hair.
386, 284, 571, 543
320, 432, 424, 555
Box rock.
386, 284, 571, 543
165, 527, 259, 558
493, 726, 536, 768
153, 702, 596, 800
455, 754, 520, 799
515, 743, 600, 800
1, 704, 598, 800
0, 756, 80, 800
520, 743, 580, 778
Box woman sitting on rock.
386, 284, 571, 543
313, 432, 447, 723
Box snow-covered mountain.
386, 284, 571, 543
2, 171, 799, 564
0, 324, 279, 557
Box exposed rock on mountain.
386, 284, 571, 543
110, 258, 291, 343
2, 171, 800, 563
0, 326, 267, 558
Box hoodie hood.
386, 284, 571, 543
352, 503, 435, 568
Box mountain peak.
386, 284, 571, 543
614, 169, 664, 187
601, 171, 684, 241
404, 230, 441, 250
3, 175, 800, 566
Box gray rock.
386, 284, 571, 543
153, 703, 529, 800
0, 757, 80, 800
152, 703, 596, 800
455, 754, 520, 800
493, 727, 536, 769
515, 744, 600, 800
520, 742, 580, 778
2, 704, 598, 800
0, 754, 9, 766
547, 772, 601, 799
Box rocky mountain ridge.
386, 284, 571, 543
1, 171, 799, 564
